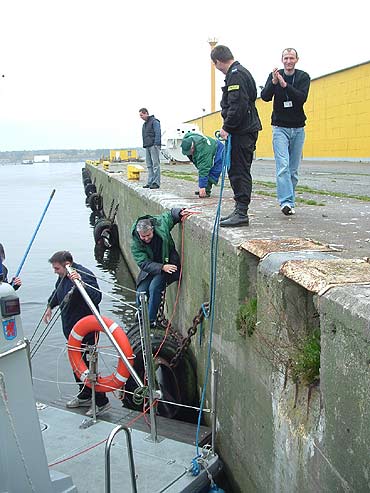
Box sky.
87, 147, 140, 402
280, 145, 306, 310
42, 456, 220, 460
1, 0, 369, 152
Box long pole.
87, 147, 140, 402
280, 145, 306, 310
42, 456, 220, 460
14, 189, 56, 278
139, 292, 158, 442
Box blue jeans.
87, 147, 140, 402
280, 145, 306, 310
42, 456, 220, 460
272, 126, 305, 207
145, 146, 161, 186
136, 273, 167, 323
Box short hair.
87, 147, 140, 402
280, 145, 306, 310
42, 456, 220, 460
136, 219, 153, 234
210, 45, 234, 64
139, 108, 149, 114
48, 251, 73, 264
0, 243, 5, 261
282, 47, 298, 58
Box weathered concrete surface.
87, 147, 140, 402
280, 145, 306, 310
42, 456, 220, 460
319, 286, 370, 492
87, 161, 370, 492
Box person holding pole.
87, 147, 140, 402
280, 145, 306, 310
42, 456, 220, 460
43, 250, 110, 417
0, 243, 22, 289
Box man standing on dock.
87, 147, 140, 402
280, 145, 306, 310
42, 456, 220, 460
139, 108, 162, 189
43, 251, 110, 417
211, 45, 262, 227
261, 48, 310, 216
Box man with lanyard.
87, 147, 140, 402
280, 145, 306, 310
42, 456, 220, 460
211, 44, 262, 227
261, 48, 311, 216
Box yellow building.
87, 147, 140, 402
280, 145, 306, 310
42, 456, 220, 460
188, 61, 370, 161
110, 149, 139, 162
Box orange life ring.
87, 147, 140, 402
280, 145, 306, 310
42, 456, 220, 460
67, 315, 134, 393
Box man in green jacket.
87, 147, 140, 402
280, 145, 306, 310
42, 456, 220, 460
131, 207, 190, 325
181, 132, 224, 198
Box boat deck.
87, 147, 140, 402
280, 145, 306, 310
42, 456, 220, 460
40, 405, 220, 493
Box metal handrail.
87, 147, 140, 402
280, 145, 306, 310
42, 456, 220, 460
65, 264, 144, 388
105, 425, 137, 493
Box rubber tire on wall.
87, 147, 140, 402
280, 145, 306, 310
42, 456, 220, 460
93, 219, 112, 243
123, 323, 198, 422
88, 192, 103, 212
84, 183, 97, 197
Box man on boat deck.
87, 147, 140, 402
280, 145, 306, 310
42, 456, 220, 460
43, 250, 110, 417
0, 243, 22, 289
181, 132, 224, 198
131, 208, 191, 325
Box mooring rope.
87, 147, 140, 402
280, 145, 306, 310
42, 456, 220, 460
192, 135, 232, 467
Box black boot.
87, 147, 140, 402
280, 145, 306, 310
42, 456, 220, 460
220, 209, 249, 227
220, 211, 234, 221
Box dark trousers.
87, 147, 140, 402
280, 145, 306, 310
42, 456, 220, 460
70, 331, 109, 406
228, 132, 259, 210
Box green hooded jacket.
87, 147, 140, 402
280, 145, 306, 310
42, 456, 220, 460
131, 208, 182, 285
181, 132, 218, 185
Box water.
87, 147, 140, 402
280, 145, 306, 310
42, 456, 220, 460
0, 162, 137, 403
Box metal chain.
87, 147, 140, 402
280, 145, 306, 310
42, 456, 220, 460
169, 303, 209, 368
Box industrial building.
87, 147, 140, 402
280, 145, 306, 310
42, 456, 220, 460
188, 60, 370, 161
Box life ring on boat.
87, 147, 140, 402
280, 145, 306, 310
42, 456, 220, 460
68, 315, 134, 393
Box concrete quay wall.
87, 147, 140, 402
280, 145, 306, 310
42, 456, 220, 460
88, 164, 370, 493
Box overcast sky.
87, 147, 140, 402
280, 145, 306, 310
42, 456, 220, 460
1, 0, 368, 151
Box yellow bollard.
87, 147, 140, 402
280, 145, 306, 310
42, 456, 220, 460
127, 165, 145, 181
102, 160, 110, 171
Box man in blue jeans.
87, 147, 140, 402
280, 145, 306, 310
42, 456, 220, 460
261, 48, 310, 216
139, 107, 161, 189
131, 208, 191, 326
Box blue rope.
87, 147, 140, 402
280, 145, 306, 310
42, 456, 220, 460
191, 136, 231, 470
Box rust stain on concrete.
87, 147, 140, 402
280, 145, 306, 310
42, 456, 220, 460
240, 237, 335, 259
280, 258, 370, 294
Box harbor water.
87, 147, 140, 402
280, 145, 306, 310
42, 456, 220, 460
0, 161, 137, 405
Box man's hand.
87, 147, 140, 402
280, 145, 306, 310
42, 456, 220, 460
162, 264, 178, 274
43, 306, 52, 324
180, 208, 193, 221
12, 277, 22, 287
276, 72, 287, 88
67, 268, 81, 282
220, 128, 229, 140
272, 68, 279, 84
198, 187, 207, 198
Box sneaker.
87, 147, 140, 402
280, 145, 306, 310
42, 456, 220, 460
281, 205, 295, 216
143, 184, 151, 188
149, 184, 160, 189
85, 402, 111, 417
66, 397, 92, 408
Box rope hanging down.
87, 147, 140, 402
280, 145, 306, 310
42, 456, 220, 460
192, 135, 232, 471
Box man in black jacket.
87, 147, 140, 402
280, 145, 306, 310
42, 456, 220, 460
261, 48, 310, 216
139, 107, 162, 189
43, 251, 110, 416
211, 45, 262, 227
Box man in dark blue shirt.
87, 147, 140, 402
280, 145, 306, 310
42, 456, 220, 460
211, 45, 262, 227
43, 250, 110, 416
